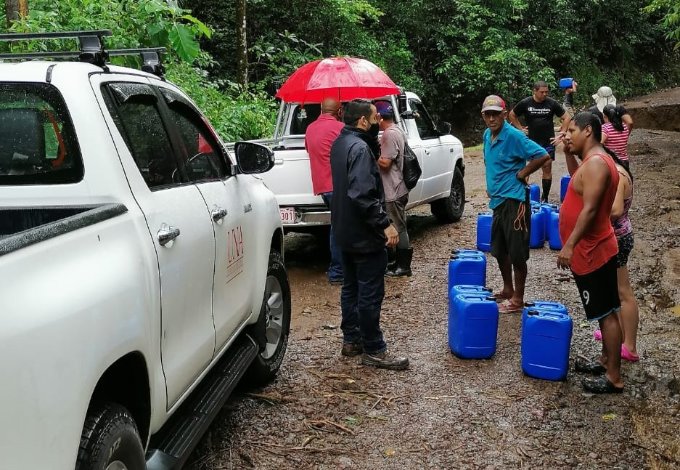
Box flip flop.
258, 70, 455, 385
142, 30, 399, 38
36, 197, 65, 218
492, 292, 512, 302
498, 300, 523, 314
574, 356, 606, 375
582, 375, 624, 394
621, 344, 640, 362
593, 329, 602, 342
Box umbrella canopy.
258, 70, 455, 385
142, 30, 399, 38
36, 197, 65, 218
275, 57, 399, 104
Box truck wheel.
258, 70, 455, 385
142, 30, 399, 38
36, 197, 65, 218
247, 251, 291, 385
76, 402, 145, 470
431, 166, 465, 223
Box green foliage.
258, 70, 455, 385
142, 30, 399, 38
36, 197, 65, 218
645, 0, 680, 48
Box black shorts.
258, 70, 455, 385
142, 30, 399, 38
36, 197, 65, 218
616, 232, 634, 268
572, 256, 621, 321
544, 145, 556, 161
491, 198, 530, 265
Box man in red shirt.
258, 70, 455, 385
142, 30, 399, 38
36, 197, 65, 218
305, 98, 345, 284
559, 112, 623, 394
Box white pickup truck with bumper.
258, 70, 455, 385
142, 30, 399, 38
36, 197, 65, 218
0, 31, 290, 470
260, 92, 465, 229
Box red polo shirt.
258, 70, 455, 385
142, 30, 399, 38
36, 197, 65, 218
305, 114, 344, 195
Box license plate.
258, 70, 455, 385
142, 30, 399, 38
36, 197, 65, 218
279, 207, 297, 224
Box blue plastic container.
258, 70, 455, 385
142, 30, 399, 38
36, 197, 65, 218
529, 183, 540, 202
449, 293, 499, 359
548, 210, 562, 250
476, 212, 493, 252
450, 284, 491, 301
560, 175, 571, 202
451, 249, 485, 258
529, 206, 545, 248
521, 308, 573, 381
558, 77, 574, 89
522, 301, 569, 323
448, 255, 486, 292
540, 203, 558, 235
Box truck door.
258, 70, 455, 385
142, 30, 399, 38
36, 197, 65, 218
97, 80, 216, 406
157, 86, 253, 351
408, 99, 452, 199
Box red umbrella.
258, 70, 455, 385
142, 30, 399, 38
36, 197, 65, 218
275, 57, 399, 104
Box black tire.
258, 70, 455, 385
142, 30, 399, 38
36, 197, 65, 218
76, 402, 145, 470
246, 251, 291, 385
431, 166, 465, 223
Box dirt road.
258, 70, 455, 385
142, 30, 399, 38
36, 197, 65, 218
188, 107, 680, 469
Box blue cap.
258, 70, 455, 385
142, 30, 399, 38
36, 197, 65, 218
374, 100, 394, 119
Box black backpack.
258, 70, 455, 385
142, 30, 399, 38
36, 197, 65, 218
402, 141, 422, 191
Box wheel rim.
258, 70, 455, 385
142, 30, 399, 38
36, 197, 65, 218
106, 462, 128, 470
262, 274, 284, 360
451, 177, 463, 211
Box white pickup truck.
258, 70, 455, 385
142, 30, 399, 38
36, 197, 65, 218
0, 31, 289, 470
260, 92, 465, 229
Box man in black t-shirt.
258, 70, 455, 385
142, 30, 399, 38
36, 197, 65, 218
509, 80, 571, 202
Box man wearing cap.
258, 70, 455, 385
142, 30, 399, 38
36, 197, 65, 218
482, 95, 551, 313
305, 97, 345, 284
508, 80, 571, 203
374, 100, 412, 277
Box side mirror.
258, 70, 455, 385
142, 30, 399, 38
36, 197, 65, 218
397, 93, 408, 114
234, 142, 274, 174
438, 121, 452, 135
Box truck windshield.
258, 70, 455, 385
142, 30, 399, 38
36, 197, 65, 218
0, 83, 82, 185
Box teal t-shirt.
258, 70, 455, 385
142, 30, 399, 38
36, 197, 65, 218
483, 121, 547, 209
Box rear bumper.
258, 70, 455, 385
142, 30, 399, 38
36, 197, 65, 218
279, 205, 330, 228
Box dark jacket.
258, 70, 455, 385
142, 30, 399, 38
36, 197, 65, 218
330, 126, 390, 253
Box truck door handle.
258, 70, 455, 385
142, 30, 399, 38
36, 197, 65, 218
424, 149, 431, 155
275, 158, 284, 165
157, 225, 181, 246
211, 207, 228, 222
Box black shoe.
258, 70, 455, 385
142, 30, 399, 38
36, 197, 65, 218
574, 356, 606, 375
582, 376, 624, 394
385, 247, 412, 277
341, 342, 363, 357
361, 351, 409, 370
386, 248, 397, 273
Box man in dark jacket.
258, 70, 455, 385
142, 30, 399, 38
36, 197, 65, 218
330, 99, 409, 370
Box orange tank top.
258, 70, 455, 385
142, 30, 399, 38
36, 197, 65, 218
559, 153, 620, 275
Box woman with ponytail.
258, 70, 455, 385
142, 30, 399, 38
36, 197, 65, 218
602, 104, 634, 168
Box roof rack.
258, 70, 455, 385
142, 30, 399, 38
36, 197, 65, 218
0, 30, 166, 77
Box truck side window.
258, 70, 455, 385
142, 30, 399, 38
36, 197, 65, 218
0, 83, 83, 185
102, 83, 180, 190
409, 100, 438, 140
159, 88, 228, 182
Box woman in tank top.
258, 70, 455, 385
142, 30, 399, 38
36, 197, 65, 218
602, 105, 633, 168
594, 151, 640, 361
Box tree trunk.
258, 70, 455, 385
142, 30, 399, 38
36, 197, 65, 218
236, 0, 248, 87
5, 0, 29, 28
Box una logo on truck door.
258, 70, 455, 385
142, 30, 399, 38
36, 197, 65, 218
226, 225, 244, 282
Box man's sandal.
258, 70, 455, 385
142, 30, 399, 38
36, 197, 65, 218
498, 300, 523, 314
582, 376, 624, 394
574, 356, 606, 375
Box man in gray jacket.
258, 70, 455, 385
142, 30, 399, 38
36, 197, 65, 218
330, 98, 409, 370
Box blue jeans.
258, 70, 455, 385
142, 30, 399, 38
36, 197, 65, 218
340, 249, 388, 354
320, 192, 343, 281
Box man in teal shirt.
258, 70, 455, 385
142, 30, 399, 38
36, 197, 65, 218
481, 95, 549, 313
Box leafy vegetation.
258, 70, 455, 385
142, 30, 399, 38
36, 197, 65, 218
2, 0, 680, 141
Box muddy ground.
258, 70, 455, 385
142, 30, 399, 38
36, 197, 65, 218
187, 93, 680, 469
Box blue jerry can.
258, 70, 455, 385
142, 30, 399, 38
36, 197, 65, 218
560, 175, 571, 202
548, 210, 562, 250
521, 308, 573, 381
448, 255, 486, 292
476, 212, 493, 252
529, 206, 545, 248
449, 293, 499, 359
529, 183, 540, 202
450, 284, 491, 300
